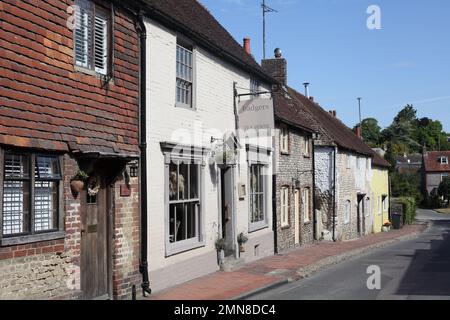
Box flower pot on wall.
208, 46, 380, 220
70, 180, 84, 193
217, 249, 225, 265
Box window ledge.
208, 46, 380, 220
175, 103, 196, 110
165, 240, 205, 257
248, 224, 269, 233
281, 224, 290, 230
74, 65, 112, 82
1, 231, 66, 247
281, 152, 290, 156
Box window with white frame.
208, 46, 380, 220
344, 200, 351, 224
378, 196, 382, 215
250, 164, 265, 228
280, 186, 289, 227
439, 157, 449, 165
74, 0, 110, 75
168, 160, 200, 246
280, 127, 289, 154
382, 195, 388, 212
2, 152, 61, 239
176, 42, 194, 108
441, 173, 450, 182
304, 138, 310, 157
302, 188, 311, 223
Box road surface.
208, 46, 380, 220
249, 209, 450, 300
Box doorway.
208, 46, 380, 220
220, 167, 234, 257
357, 194, 366, 237
80, 186, 112, 300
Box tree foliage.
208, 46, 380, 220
438, 178, 450, 207
353, 118, 381, 147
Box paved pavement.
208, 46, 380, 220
249, 209, 450, 300
148, 216, 428, 300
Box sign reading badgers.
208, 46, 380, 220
238, 98, 274, 132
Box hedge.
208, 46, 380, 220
392, 197, 417, 225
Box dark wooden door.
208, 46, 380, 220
81, 187, 109, 300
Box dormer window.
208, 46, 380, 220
439, 157, 448, 165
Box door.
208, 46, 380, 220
294, 189, 300, 245
221, 167, 234, 256
80, 187, 110, 300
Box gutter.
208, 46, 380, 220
136, 13, 152, 297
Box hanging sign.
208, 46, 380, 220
238, 98, 275, 132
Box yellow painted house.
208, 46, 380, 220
371, 151, 391, 233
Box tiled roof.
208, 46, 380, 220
273, 89, 317, 133
372, 151, 391, 168
424, 151, 450, 172
285, 87, 375, 157
140, 0, 274, 83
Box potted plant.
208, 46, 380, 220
382, 221, 392, 232
215, 238, 226, 265
237, 232, 248, 253
70, 170, 89, 193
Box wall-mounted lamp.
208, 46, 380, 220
129, 161, 139, 178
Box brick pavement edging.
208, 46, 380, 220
146, 223, 429, 301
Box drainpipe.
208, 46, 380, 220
312, 135, 317, 241
136, 13, 151, 297
332, 147, 337, 242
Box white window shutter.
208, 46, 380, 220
74, 0, 93, 69
94, 10, 108, 75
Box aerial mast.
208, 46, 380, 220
262, 0, 277, 60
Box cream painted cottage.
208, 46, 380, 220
139, 0, 276, 292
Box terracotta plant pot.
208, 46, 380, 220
70, 180, 85, 193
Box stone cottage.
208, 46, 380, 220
286, 91, 375, 241
261, 50, 319, 252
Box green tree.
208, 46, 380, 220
353, 118, 382, 147
394, 104, 417, 124
391, 172, 422, 203
412, 117, 448, 152
438, 178, 450, 207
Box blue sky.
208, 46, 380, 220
199, 0, 450, 132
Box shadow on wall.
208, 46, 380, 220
396, 221, 450, 296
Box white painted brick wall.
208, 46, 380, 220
144, 18, 274, 288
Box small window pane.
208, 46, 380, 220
34, 181, 58, 232
2, 181, 30, 236
169, 162, 178, 201
169, 203, 197, 243
4, 154, 29, 179
35, 156, 61, 179
178, 163, 188, 200
190, 164, 199, 199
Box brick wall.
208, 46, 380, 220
0, 155, 82, 299
275, 122, 314, 252
0, 0, 139, 155
112, 173, 140, 300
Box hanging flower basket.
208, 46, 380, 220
70, 170, 89, 194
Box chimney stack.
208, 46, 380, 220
328, 110, 337, 117
303, 82, 310, 98
355, 125, 362, 139
261, 48, 287, 86
243, 37, 251, 55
